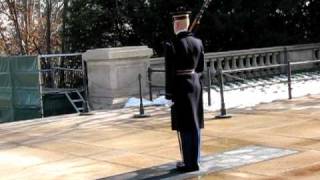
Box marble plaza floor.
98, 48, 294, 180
2, 95, 320, 179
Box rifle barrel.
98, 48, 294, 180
189, 0, 212, 32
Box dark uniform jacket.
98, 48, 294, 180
165, 31, 204, 131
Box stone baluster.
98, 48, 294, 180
231, 56, 237, 70
246, 55, 254, 78
229, 56, 238, 81
221, 58, 226, 70
217, 58, 223, 70
238, 56, 246, 79
209, 58, 216, 73
224, 57, 231, 70
258, 54, 267, 77
312, 49, 317, 59
265, 53, 272, 65
258, 54, 265, 66
252, 54, 260, 77
211, 59, 218, 83
252, 54, 258, 67
222, 57, 232, 81
314, 48, 320, 68
317, 48, 320, 68
265, 53, 273, 75
271, 52, 279, 64
272, 52, 280, 75
239, 56, 245, 69
245, 55, 251, 67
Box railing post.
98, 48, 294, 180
284, 47, 292, 100
80, 60, 93, 115
37, 56, 44, 118
287, 61, 292, 99
134, 74, 151, 118
215, 69, 232, 119
206, 61, 212, 106
148, 67, 153, 101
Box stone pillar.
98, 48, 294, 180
83, 46, 153, 109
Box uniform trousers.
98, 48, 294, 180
178, 128, 201, 167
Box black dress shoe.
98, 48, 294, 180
176, 161, 185, 168
176, 164, 200, 172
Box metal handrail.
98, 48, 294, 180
222, 64, 284, 73
213, 58, 320, 118
38, 53, 82, 58
149, 68, 165, 73
290, 59, 320, 65
51, 67, 83, 72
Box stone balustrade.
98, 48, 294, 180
149, 43, 320, 84
205, 47, 284, 81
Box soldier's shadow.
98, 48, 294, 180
97, 163, 200, 180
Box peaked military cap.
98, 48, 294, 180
171, 6, 191, 20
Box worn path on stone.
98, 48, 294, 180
1, 95, 320, 179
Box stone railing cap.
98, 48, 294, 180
83, 46, 153, 61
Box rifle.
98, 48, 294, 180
189, 0, 212, 32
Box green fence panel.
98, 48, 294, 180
0, 87, 12, 108
0, 56, 41, 122
0, 108, 14, 122
10, 56, 38, 72
0, 57, 13, 122
10, 56, 41, 121
14, 108, 41, 121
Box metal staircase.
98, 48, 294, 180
64, 90, 88, 113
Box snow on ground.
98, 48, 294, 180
125, 71, 320, 111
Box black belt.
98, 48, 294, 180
176, 69, 195, 75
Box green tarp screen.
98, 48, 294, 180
0, 56, 41, 122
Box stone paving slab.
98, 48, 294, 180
8, 157, 135, 180
237, 150, 320, 176
2, 95, 320, 179
102, 145, 298, 180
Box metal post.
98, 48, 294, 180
50, 57, 55, 88
134, 74, 151, 118
215, 69, 232, 119
80, 59, 93, 116
284, 47, 292, 100
206, 62, 212, 106
37, 56, 44, 118
287, 61, 292, 99
148, 67, 153, 101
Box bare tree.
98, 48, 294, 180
45, 0, 51, 54
0, 0, 63, 55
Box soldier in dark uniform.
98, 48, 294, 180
165, 8, 205, 172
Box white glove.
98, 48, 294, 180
166, 100, 174, 107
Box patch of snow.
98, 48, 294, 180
124, 97, 153, 108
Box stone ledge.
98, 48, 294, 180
83, 46, 153, 61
